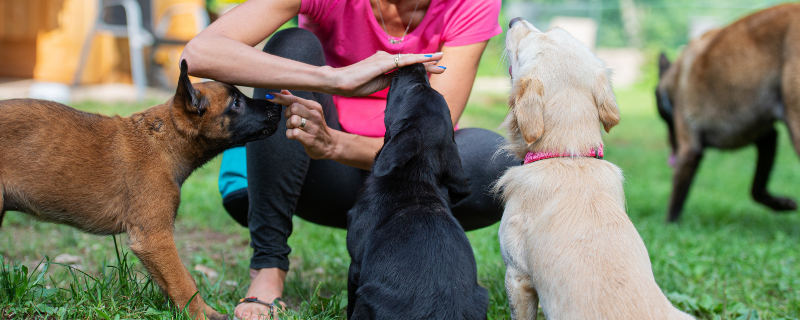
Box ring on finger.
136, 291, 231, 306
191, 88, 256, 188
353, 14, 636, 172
300, 117, 307, 129
395, 53, 401, 69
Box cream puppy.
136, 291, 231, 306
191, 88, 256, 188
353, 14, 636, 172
495, 18, 694, 320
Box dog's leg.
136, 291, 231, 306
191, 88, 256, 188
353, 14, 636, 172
347, 263, 359, 319
752, 127, 797, 211
127, 225, 227, 320
0, 190, 4, 229
667, 145, 703, 222
783, 58, 800, 163
0, 185, 5, 228
505, 267, 538, 320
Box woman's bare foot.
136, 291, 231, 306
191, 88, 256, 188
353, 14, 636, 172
234, 268, 287, 320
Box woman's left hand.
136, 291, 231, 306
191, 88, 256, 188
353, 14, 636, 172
267, 90, 338, 160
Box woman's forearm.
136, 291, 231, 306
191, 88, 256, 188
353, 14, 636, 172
180, 0, 344, 93
329, 130, 384, 171
182, 35, 338, 94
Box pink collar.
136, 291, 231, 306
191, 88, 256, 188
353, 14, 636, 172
524, 145, 604, 165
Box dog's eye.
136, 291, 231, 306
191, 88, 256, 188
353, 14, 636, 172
232, 99, 240, 109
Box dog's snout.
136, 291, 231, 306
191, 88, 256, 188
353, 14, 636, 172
509, 17, 524, 28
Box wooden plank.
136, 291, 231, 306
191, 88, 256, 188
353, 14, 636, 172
0, 0, 6, 37
0, 40, 37, 78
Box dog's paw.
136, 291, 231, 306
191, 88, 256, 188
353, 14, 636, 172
204, 309, 231, 320
756, 195, 797, 212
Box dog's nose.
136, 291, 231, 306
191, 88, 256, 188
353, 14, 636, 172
509, 17, 524, 28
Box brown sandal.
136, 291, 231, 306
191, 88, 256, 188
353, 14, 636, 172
237, 297, 283, 318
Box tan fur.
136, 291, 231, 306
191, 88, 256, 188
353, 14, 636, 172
661, 5, 800, 148
497, 19, 693, 320
0, 72, 276, 320
658, 4, 800, 221
501, 24, 618, 160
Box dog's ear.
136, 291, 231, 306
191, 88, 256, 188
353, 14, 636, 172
441, 142, 471, 204
659, 52, 671, 78
509, 77, 545, 145
372, 126, 421, 177
593, 71, 620, 133
175, 60, 205, 116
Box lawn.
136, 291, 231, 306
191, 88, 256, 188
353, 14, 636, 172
3, 79, 800, 319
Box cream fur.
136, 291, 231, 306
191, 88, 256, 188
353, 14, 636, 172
497, 19, 694, 320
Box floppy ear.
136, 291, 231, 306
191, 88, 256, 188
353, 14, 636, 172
509, 77, 545, 145
372, 126, 421, 177
175, 60, 205, 116
593, 71, 620, 133
441, 142, 471, 204
658, 52, 671, 78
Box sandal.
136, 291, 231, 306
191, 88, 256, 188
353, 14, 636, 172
236, 297, 283, 319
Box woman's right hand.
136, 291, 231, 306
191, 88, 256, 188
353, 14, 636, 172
330, 51, 445, 97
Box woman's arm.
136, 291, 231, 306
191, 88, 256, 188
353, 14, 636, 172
268, 91, 383, 171
429, 41, 489, 125
181, 0, 443, 96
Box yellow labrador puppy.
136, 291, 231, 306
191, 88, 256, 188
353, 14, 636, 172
494, 18, 694, 320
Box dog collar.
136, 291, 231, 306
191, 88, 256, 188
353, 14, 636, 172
523, 145, 604, 165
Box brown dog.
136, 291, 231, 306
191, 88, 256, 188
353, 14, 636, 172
657, 3, 800, 222
0, 60, 280, 320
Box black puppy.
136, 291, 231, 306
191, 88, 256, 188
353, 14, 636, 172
346, 64, 489, 320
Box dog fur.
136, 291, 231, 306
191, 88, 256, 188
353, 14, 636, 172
346, 64, 488, 320
656, 3, 800, 222
495, 19, 693, 320
0, 60, 281, 320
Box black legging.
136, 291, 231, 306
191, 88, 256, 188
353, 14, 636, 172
242, 28, 518, 271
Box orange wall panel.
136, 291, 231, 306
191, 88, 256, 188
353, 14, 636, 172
0, 0, 204, 85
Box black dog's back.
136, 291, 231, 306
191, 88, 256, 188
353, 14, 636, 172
346, 64, 488, 320
349, 194, 488, 320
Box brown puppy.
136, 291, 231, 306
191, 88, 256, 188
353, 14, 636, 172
657, 3, 800, 222
496, 18, 693, 319
0, 60, 281, 320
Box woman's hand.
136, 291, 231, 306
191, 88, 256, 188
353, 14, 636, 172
331, 51, 446, 97
268, 90, 338, 160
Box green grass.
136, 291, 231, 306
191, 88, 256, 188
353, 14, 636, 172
3, 81, 800, 319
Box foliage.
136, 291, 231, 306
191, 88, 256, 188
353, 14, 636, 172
206, 0, 247, 14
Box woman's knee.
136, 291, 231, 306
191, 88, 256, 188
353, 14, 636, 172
450, 128, 518, 231
262, 28, 325, 67
455, 128, 516, 167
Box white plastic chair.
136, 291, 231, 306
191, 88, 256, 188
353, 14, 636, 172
72, 0, 209, 100
72, 0, 153, 100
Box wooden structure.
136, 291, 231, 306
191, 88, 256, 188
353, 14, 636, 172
0, 0, 204, 85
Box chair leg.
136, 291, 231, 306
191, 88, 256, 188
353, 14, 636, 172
120, 0, 150, 101
72, 22, 102, 87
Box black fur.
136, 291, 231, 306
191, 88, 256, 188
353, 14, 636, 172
346, 64, 488, 320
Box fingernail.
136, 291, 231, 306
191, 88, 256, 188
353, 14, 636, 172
265, 93, 274, 99
436, 52, 443, 55
438, 66, 447, 69
424, 54, 433, 57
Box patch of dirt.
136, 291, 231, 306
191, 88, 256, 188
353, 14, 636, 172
1, 217, 251, 277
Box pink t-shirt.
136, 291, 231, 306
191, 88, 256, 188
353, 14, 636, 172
299, 0, 501, 137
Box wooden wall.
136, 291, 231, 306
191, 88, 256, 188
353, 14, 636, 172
0, 0, 204, 85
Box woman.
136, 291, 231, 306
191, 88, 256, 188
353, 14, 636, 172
182, 0, 517, 318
